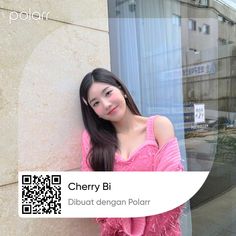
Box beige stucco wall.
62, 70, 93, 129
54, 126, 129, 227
0, 0, 110, 235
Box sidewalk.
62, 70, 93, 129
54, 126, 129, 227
192, 186, 236, 236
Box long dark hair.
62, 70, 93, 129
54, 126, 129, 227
79, 68, 141, 171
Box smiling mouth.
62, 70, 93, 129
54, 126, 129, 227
107, 106, 118, 115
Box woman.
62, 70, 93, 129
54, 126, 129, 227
80, 68, 184, 235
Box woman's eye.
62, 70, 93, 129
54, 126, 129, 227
105, 90, 112, 96
92, 101, 99, 107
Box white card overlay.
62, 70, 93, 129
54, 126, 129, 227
19, 171, 209, 218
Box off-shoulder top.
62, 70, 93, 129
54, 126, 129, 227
81, 115, 184, 236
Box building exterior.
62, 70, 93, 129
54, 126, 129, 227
108, 0, 236, 235
180, 0, 236, 127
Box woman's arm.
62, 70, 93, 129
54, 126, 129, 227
153, 115, 175, 148
153, 115, 184, 171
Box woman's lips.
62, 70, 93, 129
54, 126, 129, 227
107, 106, 118, 115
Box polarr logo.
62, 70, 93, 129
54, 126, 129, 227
9, 9, 50, 24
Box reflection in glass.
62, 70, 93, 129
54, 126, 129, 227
108, 0, 236, 235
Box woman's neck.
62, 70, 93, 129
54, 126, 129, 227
112, 109, 140, 134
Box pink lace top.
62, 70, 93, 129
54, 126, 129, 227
81, 116, 184, 236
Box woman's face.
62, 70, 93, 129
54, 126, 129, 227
87, 82, 127, 122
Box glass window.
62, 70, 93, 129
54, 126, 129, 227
108, 0, 236, 235
172, 14, 181, 26
218, 37, 227, 45
189, 19, 197, 31
199, 0, 208, 6
202, 24, 210, 34
218, 15, 224, 22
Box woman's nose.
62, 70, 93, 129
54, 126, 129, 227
102, 99, 112, 110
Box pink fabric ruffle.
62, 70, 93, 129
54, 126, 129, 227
154, 137, 184, 171
80, 118, 184, 235
97, 204, 183, 236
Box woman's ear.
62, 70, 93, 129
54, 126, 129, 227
118, 86, 125, 96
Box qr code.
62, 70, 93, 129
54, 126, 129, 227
21, 175, 61, 214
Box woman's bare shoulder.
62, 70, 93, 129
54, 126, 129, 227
153, 115, 175, 147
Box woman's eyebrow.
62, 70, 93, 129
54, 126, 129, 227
89, 86, 110, 104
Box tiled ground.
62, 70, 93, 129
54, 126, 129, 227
191, 187, 236, 236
